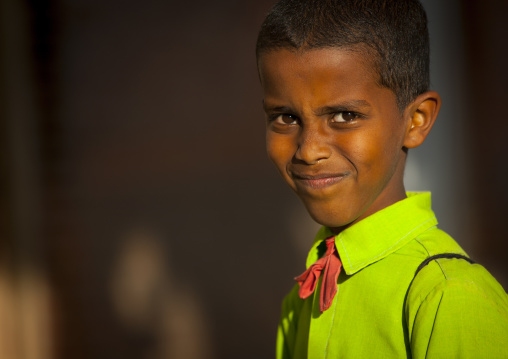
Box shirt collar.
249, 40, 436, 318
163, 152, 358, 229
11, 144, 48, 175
306, 192, 438, 275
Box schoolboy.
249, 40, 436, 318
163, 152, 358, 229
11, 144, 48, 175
256, 0, 508, 357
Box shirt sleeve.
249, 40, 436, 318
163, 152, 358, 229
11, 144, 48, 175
407, 262, 508, 358
277, 283, 315, 359
276, 285, 300, 359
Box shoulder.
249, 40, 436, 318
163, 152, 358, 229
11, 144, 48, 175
408, 256, 508, 309
407, 226, 506, 307
279, 283, 307, 331
413, 226, 467, 257
393, 226, 466, 265
281, 284, 302, 313
406, 256, 508, 358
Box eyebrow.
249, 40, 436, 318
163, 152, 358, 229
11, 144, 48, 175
262, 99, 292, 113
262, 99, 372, 114
315, 100, 371, 116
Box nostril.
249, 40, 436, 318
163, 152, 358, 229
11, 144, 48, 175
295, 139, 331, 165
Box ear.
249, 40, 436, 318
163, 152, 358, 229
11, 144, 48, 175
403, 91, 441, 149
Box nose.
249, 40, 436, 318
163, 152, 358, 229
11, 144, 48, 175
294, 125, 332, 165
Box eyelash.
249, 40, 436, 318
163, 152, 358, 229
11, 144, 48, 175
268, 111, 362, 125
269, 114, 299, 125
331, 111, 360, 123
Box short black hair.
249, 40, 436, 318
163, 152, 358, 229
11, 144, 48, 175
256, 0, 430, 111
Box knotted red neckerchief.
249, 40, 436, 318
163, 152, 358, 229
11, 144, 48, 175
295, 236, 342, 312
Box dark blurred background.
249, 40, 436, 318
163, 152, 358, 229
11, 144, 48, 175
0, 0, 507, 358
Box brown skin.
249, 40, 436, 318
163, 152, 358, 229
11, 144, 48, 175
259, 47, 441, 234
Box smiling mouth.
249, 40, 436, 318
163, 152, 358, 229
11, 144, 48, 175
292, 173, 348, 190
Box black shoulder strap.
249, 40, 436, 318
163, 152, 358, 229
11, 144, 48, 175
415, 253, 476, 276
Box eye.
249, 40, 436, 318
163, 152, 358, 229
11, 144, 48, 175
331, 111, 358, 123
273, 114, 299, 125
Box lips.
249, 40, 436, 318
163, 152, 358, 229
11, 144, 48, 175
291, 172, 348, 190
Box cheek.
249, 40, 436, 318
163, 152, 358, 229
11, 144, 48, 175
266, 134, 295, 168
349, 130, 397, 172
362, 131, 405, 181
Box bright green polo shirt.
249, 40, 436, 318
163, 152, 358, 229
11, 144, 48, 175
277, 192, 508, 358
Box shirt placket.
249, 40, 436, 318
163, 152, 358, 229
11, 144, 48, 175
307, 278, 340, 359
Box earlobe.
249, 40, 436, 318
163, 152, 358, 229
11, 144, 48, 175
403, 91, 441, 149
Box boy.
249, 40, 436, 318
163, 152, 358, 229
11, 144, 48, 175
256, 0, 508, 358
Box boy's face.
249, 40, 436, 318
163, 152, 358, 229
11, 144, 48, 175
259, 48, 410, 232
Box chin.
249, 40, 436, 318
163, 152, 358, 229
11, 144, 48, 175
305, 205, 357, 230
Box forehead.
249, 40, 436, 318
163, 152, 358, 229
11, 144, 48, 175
258, 47, 393, 111
259, 47, 376, 86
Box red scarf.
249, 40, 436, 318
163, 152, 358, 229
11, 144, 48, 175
295, 236, 342, 312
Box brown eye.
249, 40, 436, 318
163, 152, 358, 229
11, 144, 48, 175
331, 111, 357, 123
275, 114, 298, 125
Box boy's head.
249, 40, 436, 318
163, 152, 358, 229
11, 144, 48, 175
256, 0, 430, 111
257, 0, 441, 232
